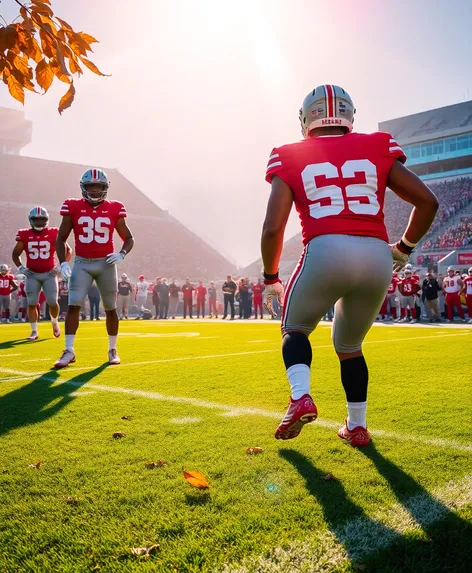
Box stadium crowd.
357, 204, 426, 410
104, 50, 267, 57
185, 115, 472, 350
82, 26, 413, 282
422, 219, 472, 251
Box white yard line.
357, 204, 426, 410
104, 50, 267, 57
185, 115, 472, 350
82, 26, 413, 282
222, 474, 472, 572
1, 365, 469, 453
0, 353, 22, 357
23, 358, 52, 362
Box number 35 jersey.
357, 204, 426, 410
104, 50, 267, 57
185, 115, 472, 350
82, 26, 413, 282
60, 198, 127, 259
15, 227, 59, 273
265, 132, 406, 245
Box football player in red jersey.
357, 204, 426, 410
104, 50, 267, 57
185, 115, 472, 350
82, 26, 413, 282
462, 267, 472, 323
0, 264, 18, 323
12, 207, 71, 340
442, 266, 465, 322
261, 84, 438, 447
252, 278, 264, 319
398, 269, 421, 323
54, 168, 134, 368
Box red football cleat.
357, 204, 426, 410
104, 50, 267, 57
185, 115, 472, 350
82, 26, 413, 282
337, 420, 371, 447
275, 394, 318, 440
52, 322, 61, 338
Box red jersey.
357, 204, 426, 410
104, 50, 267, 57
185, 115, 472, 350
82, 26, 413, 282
464, 276, 472, 295
16, 227, 59, 273
265, 132, 406, 245
0, 274, 15, 296
58, 279, 69, 297
60, 198, 127, 259
412, 273, 420, 283
388, 277, 399, 294
195, 286, 207, 300
19, 281, 26, 298
252, 283, 264, 299
399, 278, 420, 296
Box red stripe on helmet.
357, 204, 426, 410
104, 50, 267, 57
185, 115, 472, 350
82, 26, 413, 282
92, 168, 97, 181
325, 85, 335, 117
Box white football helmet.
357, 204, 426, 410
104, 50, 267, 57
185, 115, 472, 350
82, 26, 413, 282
0, 264, 9, 275
447, 266, 455, 274
29, 206, 49, 231
468, 267, 472, 274
120, 273, 128, 280
80, 168, 110, 204
299, 84, 356, 137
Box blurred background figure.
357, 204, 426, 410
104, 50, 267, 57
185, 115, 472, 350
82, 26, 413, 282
158, 278, 169, 319
117, 273, 132, 320
422, 271, 441, 322
88, 282, 101, 321
135, 274, 149, 319
195, 280, 207, 318
169, 278, 180, 319
208, 281, 218, 318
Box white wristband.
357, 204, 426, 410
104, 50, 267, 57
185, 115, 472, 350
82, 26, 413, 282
401, 236, 417, 248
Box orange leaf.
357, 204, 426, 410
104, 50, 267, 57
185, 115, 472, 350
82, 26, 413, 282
78, 31, 99, 46
30, 2, 54, 17
182, 467, 209, 489
49, 58, 71, 83
6, 69, 24, 104
145, 461, 168, 468
28, 460, 42, 469
0, 27, 7, 52
35, 58, 54, 91
56, 17, 74, 32
58, 82, 75, 115
52, 39, 70, 77
246, 447, 264, 455
78, 56, 109, 77
7, 50, 29, 76
20, 8, 37, 35
39, 29, 54, 58
4, 25, 18, 50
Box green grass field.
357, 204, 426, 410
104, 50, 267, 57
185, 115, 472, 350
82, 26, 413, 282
0, 319, 471, 572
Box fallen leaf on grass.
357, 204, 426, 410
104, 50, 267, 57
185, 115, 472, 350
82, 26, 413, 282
145, 461, 168, 469
322, 473, 338, 481
65, 496, 80, 505
28, 460, 42, 469
131, 544, 160, 557
182, 467, 209, 489
121, 416, 132, 421
246, 447, 263, 455
112, 432, 126, 439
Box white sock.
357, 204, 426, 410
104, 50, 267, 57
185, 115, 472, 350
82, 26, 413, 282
287, 364, 311, 400
347, 401, 367, 430
108, 335, 117, 350
65, 334, 75, 352
30, 322, 38, 333
51, 316, 58, 324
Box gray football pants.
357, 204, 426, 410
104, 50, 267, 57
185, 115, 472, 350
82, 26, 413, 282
282, 235, 392, 353
68, 257, 117, 311
25, 271, 58, 306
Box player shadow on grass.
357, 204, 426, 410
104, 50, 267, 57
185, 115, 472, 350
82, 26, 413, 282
0, 364, 108, 437
0, 338, 48, 351
358, 444, 472, 572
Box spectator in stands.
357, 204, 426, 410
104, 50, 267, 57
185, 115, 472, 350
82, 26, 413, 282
181, 278, 194, 319
208, 281, 218, 318
222, 275, 237, 320
422, 272, 441, 322
117, 273, 132, 320
169, 278, 180, 319
195, 280, 207, 318
152, 278, 161, 319
88, 282, 101, 321
158, 278, 170, 319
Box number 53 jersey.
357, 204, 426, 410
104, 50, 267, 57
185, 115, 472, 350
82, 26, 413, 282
265, 132, 406, 245
60, 198, 127, 259
15, 227, 59, 273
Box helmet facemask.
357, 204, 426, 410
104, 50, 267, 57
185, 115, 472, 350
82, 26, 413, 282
81, 183, 108, 205
29, 216, 49, 231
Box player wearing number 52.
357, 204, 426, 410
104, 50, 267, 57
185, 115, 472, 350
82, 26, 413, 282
261, 84, 438, 446
54, 168, 135, 369
12, 206, 72, 341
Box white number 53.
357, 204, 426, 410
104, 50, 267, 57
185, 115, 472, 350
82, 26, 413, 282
301, 159, 380, 219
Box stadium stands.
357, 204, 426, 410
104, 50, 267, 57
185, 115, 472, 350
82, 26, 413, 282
0, 153, 234, 279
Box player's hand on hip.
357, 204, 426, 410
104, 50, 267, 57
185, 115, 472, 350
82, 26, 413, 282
389, 243, 409, 272
18, 265, 33, 278
60, 262, 72, 282
263, 279, 284, 318
106, 252, 125, 265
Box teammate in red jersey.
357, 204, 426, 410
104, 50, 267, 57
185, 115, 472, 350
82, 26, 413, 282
12, 207, 71, 340
442, 266, 465, 322
462, 267, 472, 323
54, 168, 134, 368
398, 269, 421, 323
252, 278, 264, 319
0, 264, 18, 323
261, 84, 438, 446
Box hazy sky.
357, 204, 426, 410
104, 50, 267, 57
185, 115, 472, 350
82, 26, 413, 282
1, 0, 471, 266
